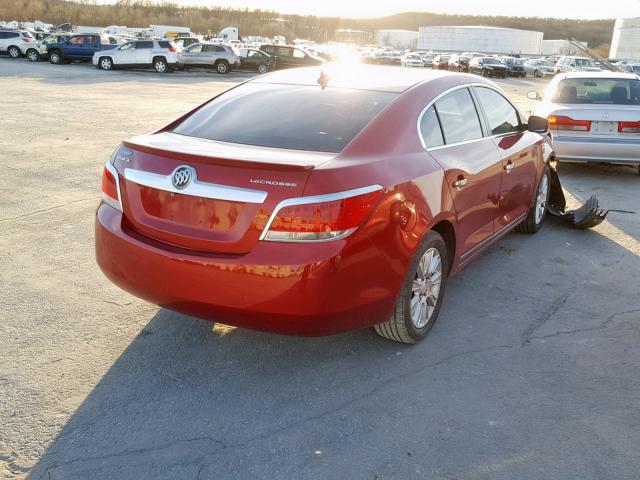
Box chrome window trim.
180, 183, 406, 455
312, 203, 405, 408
103, 160, 123, 212
123, 167, 268, 204
416, 82, 525, 151
259, 184, 383, 241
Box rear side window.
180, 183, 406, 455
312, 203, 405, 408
419, 106, 444, 148
158, 41, 172, 48
434, 88, 483, 144
136, 41, 153, 49
474, 87, 521, 135
172, 83, 397, 153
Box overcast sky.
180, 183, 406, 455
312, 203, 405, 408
168, 0, 639, 19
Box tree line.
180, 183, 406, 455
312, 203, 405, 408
0, 0, 614, 49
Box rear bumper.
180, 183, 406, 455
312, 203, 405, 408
95, 204, 398, 336
552, 135, 640, 164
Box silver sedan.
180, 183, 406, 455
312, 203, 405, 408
530, 71, 640, 166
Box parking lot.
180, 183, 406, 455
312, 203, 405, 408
1, 58, 639, 479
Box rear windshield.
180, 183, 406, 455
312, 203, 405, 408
552, 78, 640, 105
172, 83, 397, 152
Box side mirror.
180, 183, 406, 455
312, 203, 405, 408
528, 115, 548, 133
527, 91, 541, 100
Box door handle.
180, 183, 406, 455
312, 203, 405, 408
504, 161, 514, 173
453, 177, 468, 190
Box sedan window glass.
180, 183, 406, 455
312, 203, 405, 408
551, 78, 640, 105
474, 87, 521, 135
434, 89, 483, 144
189, 44, 202, 53
172, 83, 397, 153
419, 106, 444, 148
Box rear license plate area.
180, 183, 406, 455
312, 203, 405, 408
591, 121, 618, 136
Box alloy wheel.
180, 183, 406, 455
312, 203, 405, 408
410, 248, 443, 328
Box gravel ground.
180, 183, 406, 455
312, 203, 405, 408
1, 58, 639, 480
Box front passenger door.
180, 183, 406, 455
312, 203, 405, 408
473, 86, 538, 229
423, 88, 503, 258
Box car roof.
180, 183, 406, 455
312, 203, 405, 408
560, 71, 639, 80
252, 65, 452, 93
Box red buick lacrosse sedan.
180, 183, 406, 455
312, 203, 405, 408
96, 64, 553, 343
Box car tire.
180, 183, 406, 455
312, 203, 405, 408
8, 46, 20, 58
374, 231, 448, 344
99, 56, 113, 70
153, 57, 168, 73
49, 51, 61, 64
515, 165, 550, 234
215, 60, 230, 74
26, 49, 39, 62
258, 63, 268, 74
481, 68, 487, 77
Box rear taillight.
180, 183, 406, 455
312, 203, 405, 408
168, 47, 176, 52
261, 186, 382, 242
101, 161, 122, 211
618, 121, 640, 133
21, 38, 30, 42
548, 115, 591, 131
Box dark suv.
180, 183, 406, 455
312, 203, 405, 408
259, 44, 325, 69
499, 57, 526, 77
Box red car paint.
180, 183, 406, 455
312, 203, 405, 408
96, 65, 550, 336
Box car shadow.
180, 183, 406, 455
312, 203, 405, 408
0, 57, 258, 86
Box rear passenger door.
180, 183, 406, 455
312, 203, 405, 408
134, 41, 154, 64
473, 86, 538, 229
274, 46, 292, 68
421, 87, 503, 257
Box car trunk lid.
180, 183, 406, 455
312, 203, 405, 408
115, 132, 333, 254
549, 104, 640, 138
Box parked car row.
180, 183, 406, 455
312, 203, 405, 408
394, 47, 605, 79
1, 28, 324, 75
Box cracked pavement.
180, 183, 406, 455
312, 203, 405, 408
1, 60, 639, 480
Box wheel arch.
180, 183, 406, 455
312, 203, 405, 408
430, 220, 456, 276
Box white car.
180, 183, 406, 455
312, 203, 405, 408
401, 53, 425, 68
0, 29, 38, 58
554, 56, 601, 74
93, 39, 178, 73
530, 71, 640, 166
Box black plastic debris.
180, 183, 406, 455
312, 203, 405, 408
546, 167, 635, 229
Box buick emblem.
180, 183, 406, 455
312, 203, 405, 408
172, 166, 194, 190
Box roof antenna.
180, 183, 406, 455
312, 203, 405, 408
317, 71, 329, 90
